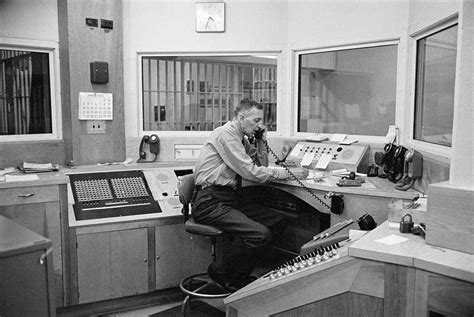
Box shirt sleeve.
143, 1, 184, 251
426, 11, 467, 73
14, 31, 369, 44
215, 133, 284, 183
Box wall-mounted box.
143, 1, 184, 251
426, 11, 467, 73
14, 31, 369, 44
90, 61, 109, 84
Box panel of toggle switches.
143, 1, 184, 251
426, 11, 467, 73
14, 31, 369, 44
264, 243, 341, 281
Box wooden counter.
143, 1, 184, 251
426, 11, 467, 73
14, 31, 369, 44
225, 221, 474, 317
348, 221, 474, 283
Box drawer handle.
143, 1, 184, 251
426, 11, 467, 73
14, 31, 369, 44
18, 193, 35, 198
39, 247, 53, 265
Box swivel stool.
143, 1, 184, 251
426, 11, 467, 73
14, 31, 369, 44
177, 174, 230, 315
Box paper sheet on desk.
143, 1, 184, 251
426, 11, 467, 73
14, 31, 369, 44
375, 234, 408, 245
5, 174, 40, 182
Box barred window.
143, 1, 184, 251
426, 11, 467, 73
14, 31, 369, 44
141, 55, 277, 132
0, 49, 52, 135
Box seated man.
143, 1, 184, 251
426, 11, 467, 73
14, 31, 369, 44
192, 98, 307, 291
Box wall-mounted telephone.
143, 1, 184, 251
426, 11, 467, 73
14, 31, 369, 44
137, 134, 160, 163
375, 143, 406, 183
395, 149, 423, 191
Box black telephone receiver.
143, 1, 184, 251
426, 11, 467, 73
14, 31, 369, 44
254, 127, 265, 140
138, 134, 160, 162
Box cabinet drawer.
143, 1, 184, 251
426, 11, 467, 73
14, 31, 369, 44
0, 186, 59, 206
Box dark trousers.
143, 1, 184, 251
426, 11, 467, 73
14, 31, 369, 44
192, 186, 288, 280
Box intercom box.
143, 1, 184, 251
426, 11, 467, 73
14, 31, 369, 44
90, 61, 109, 84
286, 141, 369, 173
425, 182, 473, 254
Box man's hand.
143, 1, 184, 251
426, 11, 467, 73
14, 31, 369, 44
289, 168, 309, 180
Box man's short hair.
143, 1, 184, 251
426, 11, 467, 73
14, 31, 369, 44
234, 99, 263, 117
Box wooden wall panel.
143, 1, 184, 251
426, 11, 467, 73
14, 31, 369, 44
58, 0, 125, 165
274, 292, 384, 317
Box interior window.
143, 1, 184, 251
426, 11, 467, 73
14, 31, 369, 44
141, 55, 277, 132
0, 49, 52, 135
298, 44, 397, 136
414, 24, 457, 147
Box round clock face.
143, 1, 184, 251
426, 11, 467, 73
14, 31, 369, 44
196, 2, 225, 32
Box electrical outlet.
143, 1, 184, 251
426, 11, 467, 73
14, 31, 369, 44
86, 120, 106, 134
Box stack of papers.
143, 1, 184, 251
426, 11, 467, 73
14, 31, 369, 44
18, 162, 59, 173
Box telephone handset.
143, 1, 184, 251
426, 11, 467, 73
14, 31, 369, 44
138, 134, 160, 163
248, 126, 266, 144
261, 138, 343, 214
254, 127, 265, 140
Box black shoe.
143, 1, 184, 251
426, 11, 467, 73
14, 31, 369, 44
207, 263, 236, 292
208, 264, 249, 293
227, 274, 257, 290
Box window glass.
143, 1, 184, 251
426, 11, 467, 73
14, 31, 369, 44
0, 49, 52, 135
414, 24, 457, 147
141, 55, 277, 131
298, 45, 397, 136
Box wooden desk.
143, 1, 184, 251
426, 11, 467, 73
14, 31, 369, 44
349, 221, 474, 316
225, 222, 474, 317
246, 172, 419, 231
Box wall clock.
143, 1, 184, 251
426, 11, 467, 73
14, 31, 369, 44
196, 2, 225, 33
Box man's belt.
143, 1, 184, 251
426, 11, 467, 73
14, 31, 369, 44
195, 184, 237, 191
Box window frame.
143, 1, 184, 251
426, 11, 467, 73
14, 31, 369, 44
293, 39, 400, 144
0, 37, 62, 142
405, 15, 458, 158
136, 51, 282, 138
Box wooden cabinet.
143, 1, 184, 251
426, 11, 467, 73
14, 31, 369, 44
155, 224, 211, 289
69, 221, 212, 305
76, 228, 149, 303
0, 184, 66, 308
0, 216, 56, 316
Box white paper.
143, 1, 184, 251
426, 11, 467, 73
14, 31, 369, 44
315, 153, 332, 169
384, 125, 398, 144
5, 174, 40, 182
330, 134, 347, 142
375, 234, 408, 245
289, 143, 304, 157
300, 152, 315, 167
79, 92, 113, 120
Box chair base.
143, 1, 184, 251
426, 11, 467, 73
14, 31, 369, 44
179, 273, 231, 315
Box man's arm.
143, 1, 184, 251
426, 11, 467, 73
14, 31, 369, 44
244, 137, 269, 167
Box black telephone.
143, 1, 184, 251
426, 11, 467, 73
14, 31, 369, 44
380, 143, 406, 183
137, 134, 160, 163
254, 127, 265, 140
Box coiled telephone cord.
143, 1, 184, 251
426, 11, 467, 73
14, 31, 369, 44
262, 140, 332, 211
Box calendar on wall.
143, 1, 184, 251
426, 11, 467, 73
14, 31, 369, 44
79, 92, 113, 120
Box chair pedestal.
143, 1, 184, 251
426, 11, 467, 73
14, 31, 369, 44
179, 219, 230, 316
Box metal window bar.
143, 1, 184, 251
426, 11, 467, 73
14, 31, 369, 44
142, 57, 277, 131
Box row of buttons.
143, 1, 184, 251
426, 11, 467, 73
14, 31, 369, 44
267, 244, 340, 280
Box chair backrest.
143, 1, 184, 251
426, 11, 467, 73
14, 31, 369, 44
177, 173, 195, 221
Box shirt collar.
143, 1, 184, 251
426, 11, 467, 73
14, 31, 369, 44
230, 119, 244, 141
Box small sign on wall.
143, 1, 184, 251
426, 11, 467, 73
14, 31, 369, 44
79, 92, 113, 120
